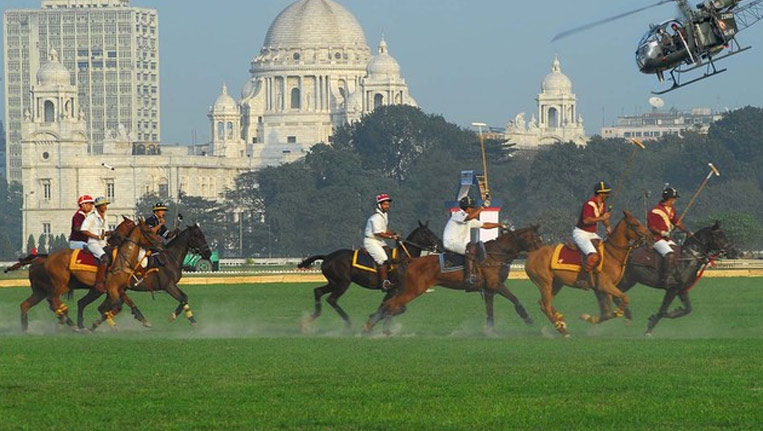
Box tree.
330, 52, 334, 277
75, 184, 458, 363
27, 234, 36, 254
37, 234, 48, 254
700, 212, 763, 250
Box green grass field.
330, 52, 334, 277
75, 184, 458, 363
1, 278, 762, 430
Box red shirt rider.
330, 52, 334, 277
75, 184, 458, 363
577, 182, 612, 235
647, 187, 687, 240
70, 195, 94, 243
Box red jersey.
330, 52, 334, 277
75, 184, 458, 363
69, 210, 89, 242
648, 202, 678, 240
576, 197, 605, 233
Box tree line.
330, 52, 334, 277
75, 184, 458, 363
1, 104, 761, 259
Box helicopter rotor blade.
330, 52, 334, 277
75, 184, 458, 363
552, 0, 675, 41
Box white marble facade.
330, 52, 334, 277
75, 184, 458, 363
21, 0, 416, 245
505, 56, 587, 149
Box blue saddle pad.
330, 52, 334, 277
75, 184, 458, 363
439, 251, 465, 273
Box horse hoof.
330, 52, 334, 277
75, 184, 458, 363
382, 330, 393, 337
624, 319, 633, 327
645, 332, 653, 337
523, 318, 534, 326
190, 321, 198, 327
563, 333, 572, 339
142, 320, 152, 328
169, 313, 177, 322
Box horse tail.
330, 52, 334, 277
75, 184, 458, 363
297, 255, 325, 269
4, 254, 47, 273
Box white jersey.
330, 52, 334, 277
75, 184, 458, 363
364, 209, 389, 243
443, 210, 484, 255
81, 211, 108, 248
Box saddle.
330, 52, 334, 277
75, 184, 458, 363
69, 248, 118, 273
351, 247, 399, 273
629, 245, 681, 270
438, 244, 487, 273
551, 241, 605, 272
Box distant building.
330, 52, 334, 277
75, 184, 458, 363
3, 0, 160, 182
504, 56, 587, 149
0, 121, 6, 178
601, 107, 723, 140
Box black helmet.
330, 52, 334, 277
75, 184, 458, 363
593, 181, 612, 195
459, 196, 476, 210
152, 202, 168, 211
662, 187, 679, 200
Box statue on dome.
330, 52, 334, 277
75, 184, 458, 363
513, 112, 526, 132
528, 115, 538, 132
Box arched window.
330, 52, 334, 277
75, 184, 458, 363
136, 144, 146, 155
64, 100, 72, 118
290, 88, 301, 110
44, 100, 55, 123
548, 107, 558, 128
148, 145, 157, 155
374, 93, 384, 108
226, 121, 234, 139
217, 122, 224, 140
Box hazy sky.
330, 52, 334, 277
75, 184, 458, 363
3, 0, 763, 144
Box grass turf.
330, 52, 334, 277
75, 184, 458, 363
0, 278, 762, 430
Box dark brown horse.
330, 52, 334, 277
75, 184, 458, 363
588, 222, 732, 335
17, 217, 160, 331
297, 221, 442, 330
79, 223, 212, 330
362, 225, 543, 333
524, 211, 652, 337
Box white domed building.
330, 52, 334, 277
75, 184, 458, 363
505, 56, 587, 149
231, 0, 416, 165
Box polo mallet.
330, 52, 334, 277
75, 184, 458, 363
678, 162, 721, 224
610, 138, 646, 203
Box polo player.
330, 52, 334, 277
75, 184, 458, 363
146, 201, 175, 241
363, 193, 400, 291
573, 182, 612, 288
69, 194, 94, 250
443, 196, 504, 289
647, 186, 690, 286
81, 196, 112, 291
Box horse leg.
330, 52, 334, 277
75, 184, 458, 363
20, 290, 46, 332
307, 283, 334, 322
616, 275, 637, 323
664, 291, 692, 319
533, 274, 569, 337
47, 295, 76, 330
122, 291, 151, 328
363, 278, 423, 333
646, 288, 679, 336
92, 295, 119, 331
77, 288, 103, 330
326, 282, 352, 328
494, 284, 533, 326
379, 291, 396, 336
483, 290, 496, 333
593, 277, 629, 324
165, 283, 196, 326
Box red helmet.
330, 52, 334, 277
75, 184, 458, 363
376, 193, 392, 205
77, 195, 94, 206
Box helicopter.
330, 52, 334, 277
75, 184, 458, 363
553, 0, 763, 94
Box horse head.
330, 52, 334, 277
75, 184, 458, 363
613, 210, 652, 248
186, 223, 213, 259
133, 217, 165, 250
491, 224, 543, 257
686, 221, 733, 257
107, 216, 136, 247
406, 220, 443, 253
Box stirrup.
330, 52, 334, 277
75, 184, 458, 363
381, 279, 393, 291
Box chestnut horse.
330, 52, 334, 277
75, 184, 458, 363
363, 225, 543, 333
81, 223, 212, 330
524, 211, 651, 337
298, 221, 442, 329
19, 217, 162, 331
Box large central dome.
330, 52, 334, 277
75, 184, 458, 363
264, 0, 369, 49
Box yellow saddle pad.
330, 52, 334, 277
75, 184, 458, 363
550, 242, 605, 272
351, 248, 399, 273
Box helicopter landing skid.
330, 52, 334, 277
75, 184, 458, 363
652, 42, 751, 95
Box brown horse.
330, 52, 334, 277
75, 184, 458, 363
19, 217, 162, 331
362, 225, 543, 333
524, 211, 652, 337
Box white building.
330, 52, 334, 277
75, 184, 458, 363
19, 0, 417, 248
237, 0, 415, 164
3, 0, 160, 182
504, 56, 587, 149
601, 107, 723, 140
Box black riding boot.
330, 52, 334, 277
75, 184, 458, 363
464, 243, 479, 291
94, 258, 109, 292
378, 261, 394, 291
661, 252, 677, 287
575, 253, 598, 290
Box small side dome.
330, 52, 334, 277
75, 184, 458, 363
213, 83, 238, 111
367, 37, 401, 78
37, 49, 71, 86
541, 55, 572, 94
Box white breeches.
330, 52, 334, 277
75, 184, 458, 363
572, 227, 601, 256
69, 241, 88, 250
653, 239, 676, 257
87, 243, 106, 259
363, 238, 388, 265
443, 237, 468, 255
